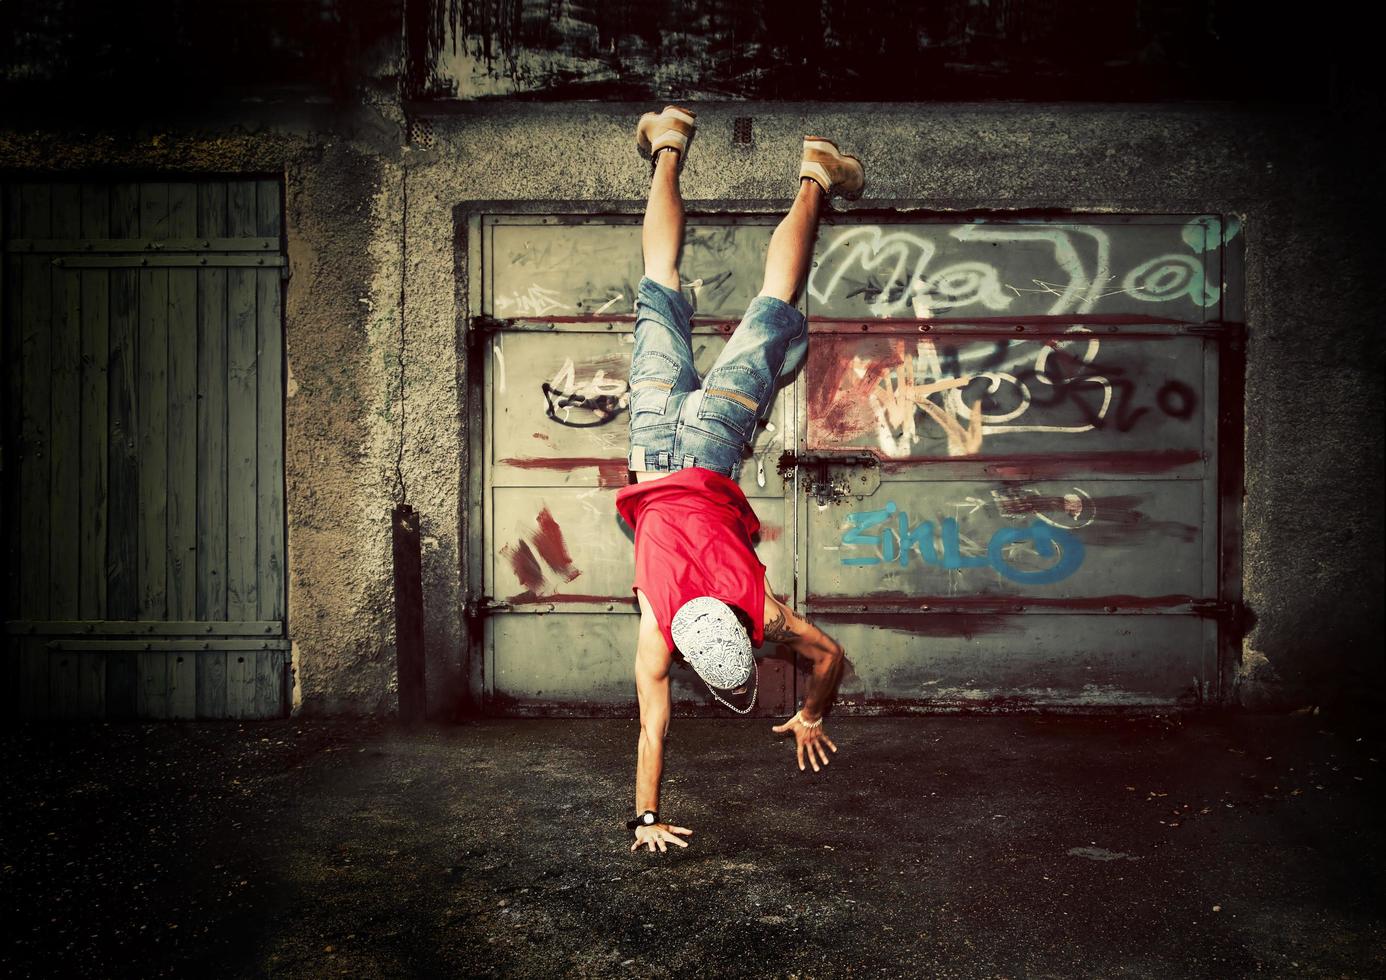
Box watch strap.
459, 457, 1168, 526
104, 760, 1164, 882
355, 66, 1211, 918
626, 809, 659, 830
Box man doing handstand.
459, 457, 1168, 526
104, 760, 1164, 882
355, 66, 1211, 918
613, 107, 865, 853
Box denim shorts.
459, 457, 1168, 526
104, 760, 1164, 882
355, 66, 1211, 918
627, 276, 808, 481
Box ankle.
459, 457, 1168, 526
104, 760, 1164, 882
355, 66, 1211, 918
800, 175, 827, 199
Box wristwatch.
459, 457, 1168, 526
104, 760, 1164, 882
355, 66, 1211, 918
626, 809, 658, 830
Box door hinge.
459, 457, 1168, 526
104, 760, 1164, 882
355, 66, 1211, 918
466, 314, 507, 352
778, 451, 880, 505
464, 592, 511, 621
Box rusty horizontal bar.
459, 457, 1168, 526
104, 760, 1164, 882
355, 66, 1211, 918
44, 639, 292, 652
502, 594, 639, 612
6, 237, 279, 253
868, 450, 1206, 480
6, 619, 284, 636
51, 255, 285, 268
473, 316, 1238, 338
805, 594, 1222, 616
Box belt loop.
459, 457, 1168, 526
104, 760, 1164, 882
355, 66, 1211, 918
658, 450, 671, 469
631, 445, 647, 470
682, 454, 697, 470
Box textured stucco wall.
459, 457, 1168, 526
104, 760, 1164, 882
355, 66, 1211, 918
5, 99, 1382, 715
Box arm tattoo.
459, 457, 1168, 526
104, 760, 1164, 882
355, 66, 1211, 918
763, 607, 799, 644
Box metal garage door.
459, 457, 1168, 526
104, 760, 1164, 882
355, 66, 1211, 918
2, 179, 289, 720
466, 213, 1242, 714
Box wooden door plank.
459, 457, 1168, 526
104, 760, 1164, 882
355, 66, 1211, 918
19, 635, 49, 719
168, 267, 197, 620
79, 267, 111, 620
140, 183, 170, 239
169, 650, 196, 719
137, 650, 171, 719
78, 183, 111, 622
3, 188, 22, 621
253, 649, 283, 718
48, 185, 82, 622
196, 182, 229, 622
196, 643, 227, 718
255, 180, 285, 624
77, 650, 106, 718
256, 268, 284, 623
226, 181, 259, 623
49, 279, 81, 620
18, 184, 52, 622
226, 649, 257, 718
137, 264, 169, 620
168, 183, 196, 240
104, 650, 138, 720
50, 645, 80, 719
106, 183, 140, 624
136, 181, 171, 711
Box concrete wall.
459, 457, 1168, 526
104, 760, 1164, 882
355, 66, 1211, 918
4, 99, 1382, 715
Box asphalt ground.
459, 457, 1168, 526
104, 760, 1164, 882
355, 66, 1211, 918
2, 712, 1383, 979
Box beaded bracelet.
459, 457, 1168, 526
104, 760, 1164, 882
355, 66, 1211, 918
796, 710, 822, 730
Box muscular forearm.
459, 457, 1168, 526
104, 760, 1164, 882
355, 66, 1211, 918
635, 725, 665, 813
799, 644, 845, 720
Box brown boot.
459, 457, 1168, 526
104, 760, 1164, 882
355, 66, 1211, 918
637, 106, 697, 169
799, 137, 865, 201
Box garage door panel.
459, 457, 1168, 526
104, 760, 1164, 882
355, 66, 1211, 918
489, 221, 774, 319
491, 487, 793, 607
809, 479, 1204, 601
806, 334, 1207, 460
808, 219, 1223, 322
819, 615, 1212, 708
488, 613, 793, 715
489, 327, 791, 498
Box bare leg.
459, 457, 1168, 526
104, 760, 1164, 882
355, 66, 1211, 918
759, 178, 824, 304
642, 150, 684, 291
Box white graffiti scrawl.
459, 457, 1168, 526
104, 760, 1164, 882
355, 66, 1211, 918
808, 217, 1236, 456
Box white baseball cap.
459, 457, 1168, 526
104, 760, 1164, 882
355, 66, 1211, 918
670, 596, 758, 713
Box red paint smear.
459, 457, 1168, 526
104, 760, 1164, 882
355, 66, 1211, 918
500, 540, 546, 594
806, 336, 903, 444
500, 456, 629, 489
806, 593, 1211, 613
755, 524, 783, 542
530, 507, 580, 583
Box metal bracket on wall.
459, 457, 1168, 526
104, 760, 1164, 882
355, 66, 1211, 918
778, 451, 880, 506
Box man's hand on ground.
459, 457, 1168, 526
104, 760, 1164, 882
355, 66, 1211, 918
631, 823, 693, 853
772, 712, 838, 773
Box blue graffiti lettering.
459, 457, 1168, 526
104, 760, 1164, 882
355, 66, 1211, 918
841, 501, 897, 566
840, 502, 1085, 584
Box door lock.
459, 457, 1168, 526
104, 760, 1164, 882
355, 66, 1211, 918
777, 451, 880, 505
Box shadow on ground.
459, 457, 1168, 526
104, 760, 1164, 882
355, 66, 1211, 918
2, 713, 1383, 978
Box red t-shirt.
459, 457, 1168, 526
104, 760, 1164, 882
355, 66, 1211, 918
614, 468, 766, 654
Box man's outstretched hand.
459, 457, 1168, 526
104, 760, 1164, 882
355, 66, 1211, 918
772, 712, 838, 772
631, 822, 693, 853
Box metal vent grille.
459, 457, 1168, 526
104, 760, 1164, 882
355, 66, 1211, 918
732, 116, 753, 145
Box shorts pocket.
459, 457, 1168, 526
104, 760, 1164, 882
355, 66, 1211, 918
629, 350, 680, 420
697, 365, 768, 441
